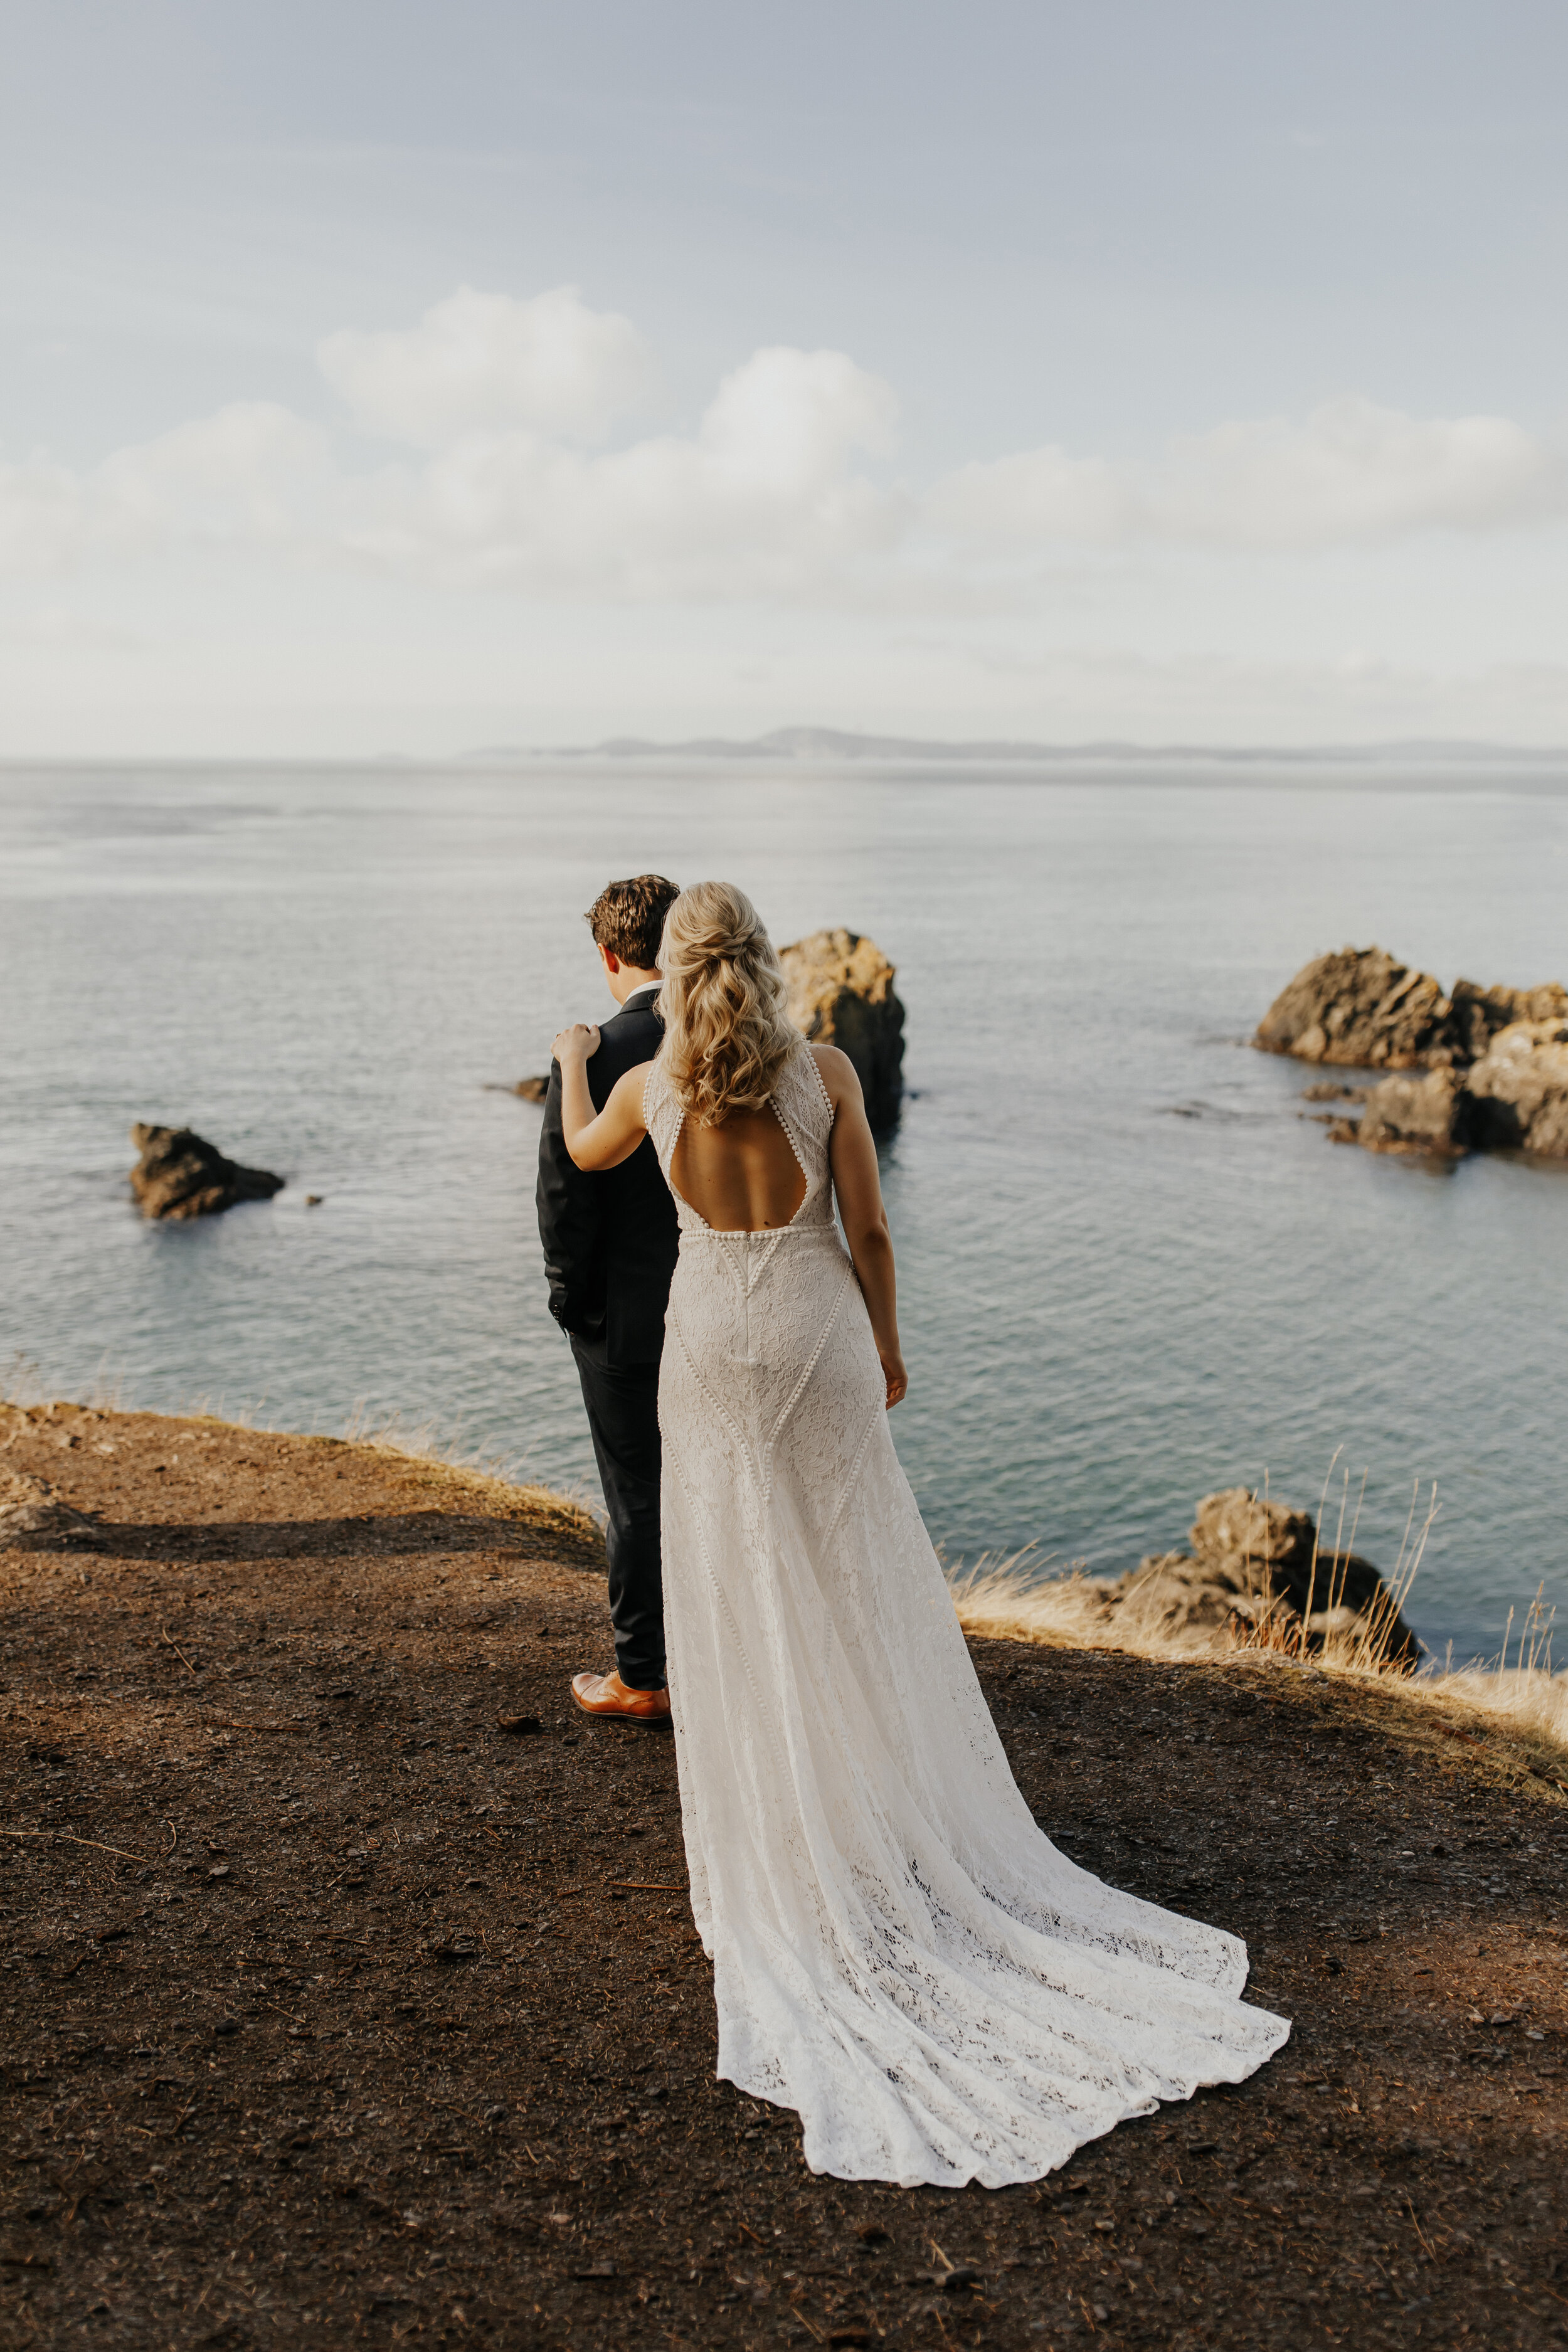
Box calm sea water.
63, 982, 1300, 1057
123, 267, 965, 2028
2, 757, 1565, 1665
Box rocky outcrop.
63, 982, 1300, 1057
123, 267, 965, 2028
1257, 946, 1567, 1073
1448, 979, 1568, 1063
129, 1125, 284, 1221
1098, 1486, 1421, 1669
0, 1470, 98, 1547
1347, 1068, 1475, 1157
1262, 948, 1568, 1160
1464, 1018, 1568, 1157
780, 929, 906, 1132
1256, 946, 1456, 1068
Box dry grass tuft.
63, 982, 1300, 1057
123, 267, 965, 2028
949, 1534, 1568, 1764
947, 1550, 1129, 1651
1423, 1590, 1568, 1754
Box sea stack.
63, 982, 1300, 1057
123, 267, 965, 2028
780, 929, 906, 1133
129, 1124, 285, 1220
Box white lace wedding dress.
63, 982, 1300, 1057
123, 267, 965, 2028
645, 1041, 1288, 2188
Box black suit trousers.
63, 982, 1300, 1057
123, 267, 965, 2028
571, 1339, 665, 1690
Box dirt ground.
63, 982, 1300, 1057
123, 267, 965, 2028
1, 1402, 1565, 2352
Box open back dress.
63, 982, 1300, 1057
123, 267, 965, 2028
643, 1039, 1288, 2187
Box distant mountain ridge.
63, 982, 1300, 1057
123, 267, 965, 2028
458, 726, 1568, 766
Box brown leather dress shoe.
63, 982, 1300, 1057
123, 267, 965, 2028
570, 1668, 672, 1729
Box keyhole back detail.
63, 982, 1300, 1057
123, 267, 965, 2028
669, 1102, 808, 1233
645, 1041, 836, 1240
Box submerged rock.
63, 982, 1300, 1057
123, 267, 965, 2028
1100, 1486, 1420, 1670
780, 928, 906, 1133
129, 1124, 284, 1221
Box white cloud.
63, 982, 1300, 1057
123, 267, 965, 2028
0, 319, 901, 600
932, 396, 1565, 549
348, 344, 903, 596
317, 284, 655, 448
3, 290, 1564, 629
926, 445, 1134, 543
1162, 396, 1563, 544
0, 403, 329, 571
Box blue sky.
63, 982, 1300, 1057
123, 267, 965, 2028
4, 1, 1568, 751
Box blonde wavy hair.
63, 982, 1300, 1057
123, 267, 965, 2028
656, 881, 800, 1125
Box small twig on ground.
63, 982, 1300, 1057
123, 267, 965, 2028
607, 1881, 686, 1892
159, 1626, 199, 1675
1407, 2200, 1439, 2263
1, 1828, 148, 1865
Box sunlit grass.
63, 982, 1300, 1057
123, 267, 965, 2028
949, 1534, 1566, 1761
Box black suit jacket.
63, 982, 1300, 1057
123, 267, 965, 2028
536, 996, 680, 1367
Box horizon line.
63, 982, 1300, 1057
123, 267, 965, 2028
6, 726, 1568, 770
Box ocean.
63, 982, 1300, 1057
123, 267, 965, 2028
2, 754, 1564, 1666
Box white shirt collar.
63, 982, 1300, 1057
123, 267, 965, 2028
620, 983, 660, 1014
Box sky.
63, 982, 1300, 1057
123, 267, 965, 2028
3, 0, 1568, 754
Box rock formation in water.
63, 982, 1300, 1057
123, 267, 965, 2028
1342, 1067, 1476, 1157
779, 929, 906, 1133
1464, 1018, 1568, 1157
1331, 1029, 1568, 1163
129, 1124, 285, 1220
1256, 945, 1567, 1073
1259, 947, 1568, 1160
1102, 1487, 1421, 1669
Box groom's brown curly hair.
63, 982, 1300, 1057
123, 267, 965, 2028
584, 874, 681, 970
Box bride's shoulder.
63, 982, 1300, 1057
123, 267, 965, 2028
618, 1055, 664, 1110
803, 1042, 858, 1106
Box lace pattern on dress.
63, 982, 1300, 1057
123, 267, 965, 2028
644, 1037, 1288, 2188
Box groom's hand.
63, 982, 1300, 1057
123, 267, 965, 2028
551, 1022, 601, 1066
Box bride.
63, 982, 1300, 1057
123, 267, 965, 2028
552, 881, 1288, 2189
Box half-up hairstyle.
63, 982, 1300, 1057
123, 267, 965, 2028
657, 882, 801, 1125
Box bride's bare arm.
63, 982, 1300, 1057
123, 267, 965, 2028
815, 1045, 908, 1407
551, 1024, 654, 1170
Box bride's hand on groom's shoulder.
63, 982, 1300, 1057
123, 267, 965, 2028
881, 1348, 909, 1409
551, 1022, 601, 1065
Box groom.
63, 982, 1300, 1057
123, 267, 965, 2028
536, 874, 682, 1727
